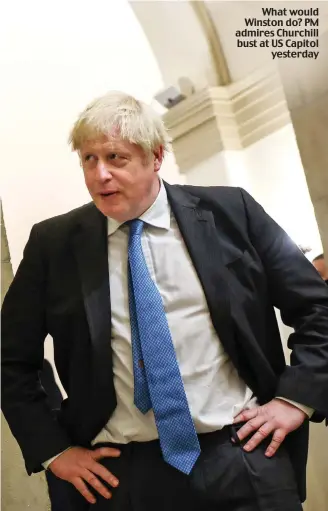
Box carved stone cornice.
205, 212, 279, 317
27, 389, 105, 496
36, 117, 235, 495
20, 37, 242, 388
163, 66, 291, 173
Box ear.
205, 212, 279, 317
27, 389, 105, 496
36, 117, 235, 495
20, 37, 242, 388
153, 145, 164, 172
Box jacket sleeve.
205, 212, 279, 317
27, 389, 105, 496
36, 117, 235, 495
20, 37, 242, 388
1, 225, 72, 474
240, 189, 328, 421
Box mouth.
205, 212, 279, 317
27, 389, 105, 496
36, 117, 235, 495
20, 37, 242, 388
100, 191, 118, 198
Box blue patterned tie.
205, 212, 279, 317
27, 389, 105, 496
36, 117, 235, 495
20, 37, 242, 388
128, 219, 201, 474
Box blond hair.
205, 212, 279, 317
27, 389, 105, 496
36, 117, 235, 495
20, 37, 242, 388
69, 91, 171, 156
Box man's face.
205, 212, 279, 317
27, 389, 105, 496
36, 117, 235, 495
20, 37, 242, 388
80, 135, 163, 222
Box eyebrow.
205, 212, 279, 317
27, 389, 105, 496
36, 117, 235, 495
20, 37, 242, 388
82, 145, 130, 153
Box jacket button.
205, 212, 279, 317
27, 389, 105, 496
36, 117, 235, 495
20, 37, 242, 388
138, 360, 144, 369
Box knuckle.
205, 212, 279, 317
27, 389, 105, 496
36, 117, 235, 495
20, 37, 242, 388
82, 458, 94, 469
85, 451, 94, 461
72, 478, 84, 490
103, 473, 114, 485
90, 462, 102, 475
88, 476, 99, 487
273, 433, 285, 443
108, 477, 118, 487
269, 441, 279, 451
67, 465, 81, 477
57, 469, 74, 481
257, 428, 267, 438
247, 419, 257, 429
99, 470, 111, 482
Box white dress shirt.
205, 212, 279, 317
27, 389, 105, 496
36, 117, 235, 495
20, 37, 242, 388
92, 181, 257, 445
43, 179, 312, 466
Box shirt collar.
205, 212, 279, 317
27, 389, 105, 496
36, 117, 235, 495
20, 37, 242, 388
107, 178, 170, 236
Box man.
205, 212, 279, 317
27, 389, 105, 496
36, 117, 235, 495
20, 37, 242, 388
312, 253, 328, 284
2, 91, 328, 511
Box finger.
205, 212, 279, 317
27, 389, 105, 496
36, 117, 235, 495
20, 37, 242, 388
265, 428, 286, 457
90, 461, 119, 488
92, 447, 121, 460
81, 469, 112, 500
234, 407, 259, 424
243, 421, 275, 452
72, 476, 97, 505
236, 415, 267, 442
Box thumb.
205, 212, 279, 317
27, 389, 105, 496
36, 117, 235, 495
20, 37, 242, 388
92, 447, 121, 460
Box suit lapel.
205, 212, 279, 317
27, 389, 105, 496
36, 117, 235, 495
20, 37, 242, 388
71, 186, 238, 378
71, 204, 113, 383
165, 183, 238, 364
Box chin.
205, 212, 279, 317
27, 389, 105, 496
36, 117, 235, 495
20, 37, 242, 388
93, 197, 121, 218
97, 204, 127, 221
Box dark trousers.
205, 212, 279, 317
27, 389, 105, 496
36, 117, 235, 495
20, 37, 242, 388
46, 469, 73, 510
46, 426, 302, 511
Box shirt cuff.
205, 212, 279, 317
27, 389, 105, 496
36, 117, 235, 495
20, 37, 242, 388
42, 447, 73, 469
276, 397, 314, 418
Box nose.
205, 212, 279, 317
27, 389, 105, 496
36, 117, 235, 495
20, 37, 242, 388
95, 161, 112, 182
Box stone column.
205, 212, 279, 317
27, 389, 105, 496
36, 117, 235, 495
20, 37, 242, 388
279, 30, 328, 257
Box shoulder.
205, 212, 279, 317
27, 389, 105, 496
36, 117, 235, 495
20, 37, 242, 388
180, 184, 243, 202
167, 183, 247, 215
165, 183, 261, 233
32, 202, 96, 237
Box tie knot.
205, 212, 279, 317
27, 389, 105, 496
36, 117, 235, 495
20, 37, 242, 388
127, 219, 144, 237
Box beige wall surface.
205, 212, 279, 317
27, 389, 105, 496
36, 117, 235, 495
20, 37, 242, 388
206, 1, 328, 81
0, 0, 181, 275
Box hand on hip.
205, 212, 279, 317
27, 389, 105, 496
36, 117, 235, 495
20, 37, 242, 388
233, 398, 307, 457
49, 446, 121, 504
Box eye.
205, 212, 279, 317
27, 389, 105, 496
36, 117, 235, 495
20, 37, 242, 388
108, 153, 119, 160
84, 154, 95, 162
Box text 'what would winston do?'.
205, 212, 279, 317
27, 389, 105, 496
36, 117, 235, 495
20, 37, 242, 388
236, 7, 320, 60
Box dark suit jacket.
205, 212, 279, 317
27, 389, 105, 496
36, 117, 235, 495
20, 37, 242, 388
40, 359, 63, 410
2, 184, 328, 502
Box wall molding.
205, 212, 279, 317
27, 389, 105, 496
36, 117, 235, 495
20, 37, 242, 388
190, 1, 231, 86
163, 66, 291, 173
